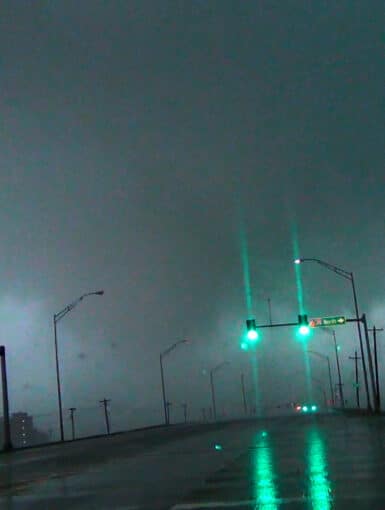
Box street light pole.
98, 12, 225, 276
308, 350, 334, 406
210, 362, 228, 421
53, 317, 64, 442
53, 290, 104, 442
294, 257, 372, 411
159, 340, 188, 426
160, 354, 167, 425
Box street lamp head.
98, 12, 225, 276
294, 258, 303, 265
94, 290, 104, 296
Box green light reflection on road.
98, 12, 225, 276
307, 430, 333, 510
252, 433, 278, 510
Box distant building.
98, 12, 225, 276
0, 412, 49, 448
10, 412, 33, 447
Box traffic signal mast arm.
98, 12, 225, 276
253, 320, 299, 329
253, 317, 358, 329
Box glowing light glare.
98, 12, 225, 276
247, 329, 259, 341
294, 258, 302, 264
302, 406, 309, 412
299, 325, 310, 336
253, 434, 278, 509
241, 341, 249, 351
296, 405, 302, 411
214, 444, 222, 451
307, 431, 333, 509
311, 405, 318, 412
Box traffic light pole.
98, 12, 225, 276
361, 314, 378, 413
241, 373, 248, 415
368, 326, 383, 412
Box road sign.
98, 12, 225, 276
309, 316, 346, 328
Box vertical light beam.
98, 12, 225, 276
240, 220, 253, 316
292, 222, 313, 398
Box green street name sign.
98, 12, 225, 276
309, 316, 346, 328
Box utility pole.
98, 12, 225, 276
332, 330, 345, 408
181, 403, 187, 423
349, 351, 361, 408
267, 297, 272, 325
99, 399, 111, 435
0, 346, 12, 451
368, 326, 384, 413
69, 407, 76, 440
166, 401, 172, 424
241, 373, 247, 415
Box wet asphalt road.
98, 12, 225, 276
1, 414, 385, 509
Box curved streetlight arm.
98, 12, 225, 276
54, 291, 104, 323
161, 339, 188, 359
296, 258, 352, 280
210, 361, 229, 375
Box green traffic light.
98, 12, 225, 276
311, 405, 317, 412
247, 329, 259, 341
299, 325, 310, 336
302, 405, 309, 412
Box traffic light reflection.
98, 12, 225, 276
307, 430, 333, 510
252, 433, 278, 509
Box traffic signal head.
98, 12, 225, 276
246, 319, 259, 342
297, 314, 311, 338
241, 319, 260, 351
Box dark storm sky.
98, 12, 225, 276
0, 1, 384, 431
